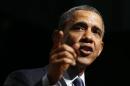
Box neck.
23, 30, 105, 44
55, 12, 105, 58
67, 64, 86, 79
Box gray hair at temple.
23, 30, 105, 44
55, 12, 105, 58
58, 5, 105, 36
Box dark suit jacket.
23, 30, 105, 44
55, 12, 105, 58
3, 66, 88, 86
3, 66, 48, 86
3, 66, 68, 86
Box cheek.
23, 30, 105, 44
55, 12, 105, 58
95, 41, 102, 53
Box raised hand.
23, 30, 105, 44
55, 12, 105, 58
48, 30, 78, 84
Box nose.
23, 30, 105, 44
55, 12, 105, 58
81, 30, 93, 43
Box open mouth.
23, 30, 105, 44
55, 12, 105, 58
79, 44, 93, 57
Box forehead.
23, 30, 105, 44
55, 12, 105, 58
71, 10, 104, 30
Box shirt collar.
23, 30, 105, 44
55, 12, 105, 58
63, 72, 85, 86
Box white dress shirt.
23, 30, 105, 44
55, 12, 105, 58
42, 72, 85, 86
63, 72, 85, 86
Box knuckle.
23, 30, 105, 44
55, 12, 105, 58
62, 58, 68, 63
61, 44, 68, 50
63, 51, 69, 56
49, 56, 54, 63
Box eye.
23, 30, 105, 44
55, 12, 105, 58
70, 22, 88, 32
92, 26, 102, 37
73, 25, 85, 31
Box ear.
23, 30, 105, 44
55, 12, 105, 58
98, 41, 104, 56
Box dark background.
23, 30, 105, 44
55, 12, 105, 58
0, 0, 129, 86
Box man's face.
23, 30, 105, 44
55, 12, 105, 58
63, 10, 104, 66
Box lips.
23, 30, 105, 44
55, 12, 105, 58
79, 44, 93, 57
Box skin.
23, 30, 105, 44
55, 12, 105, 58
48, 10, 104, 84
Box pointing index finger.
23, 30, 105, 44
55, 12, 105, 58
52, 30, 64, 49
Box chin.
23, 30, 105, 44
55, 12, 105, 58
76, 56, 95, 67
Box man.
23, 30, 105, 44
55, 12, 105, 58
4, 5, 105, 86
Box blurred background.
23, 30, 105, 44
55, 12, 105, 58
0, 0, 129, 86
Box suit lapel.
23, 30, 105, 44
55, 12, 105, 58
59, 78, 67, 86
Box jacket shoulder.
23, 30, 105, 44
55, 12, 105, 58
3, 66, 48, 86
